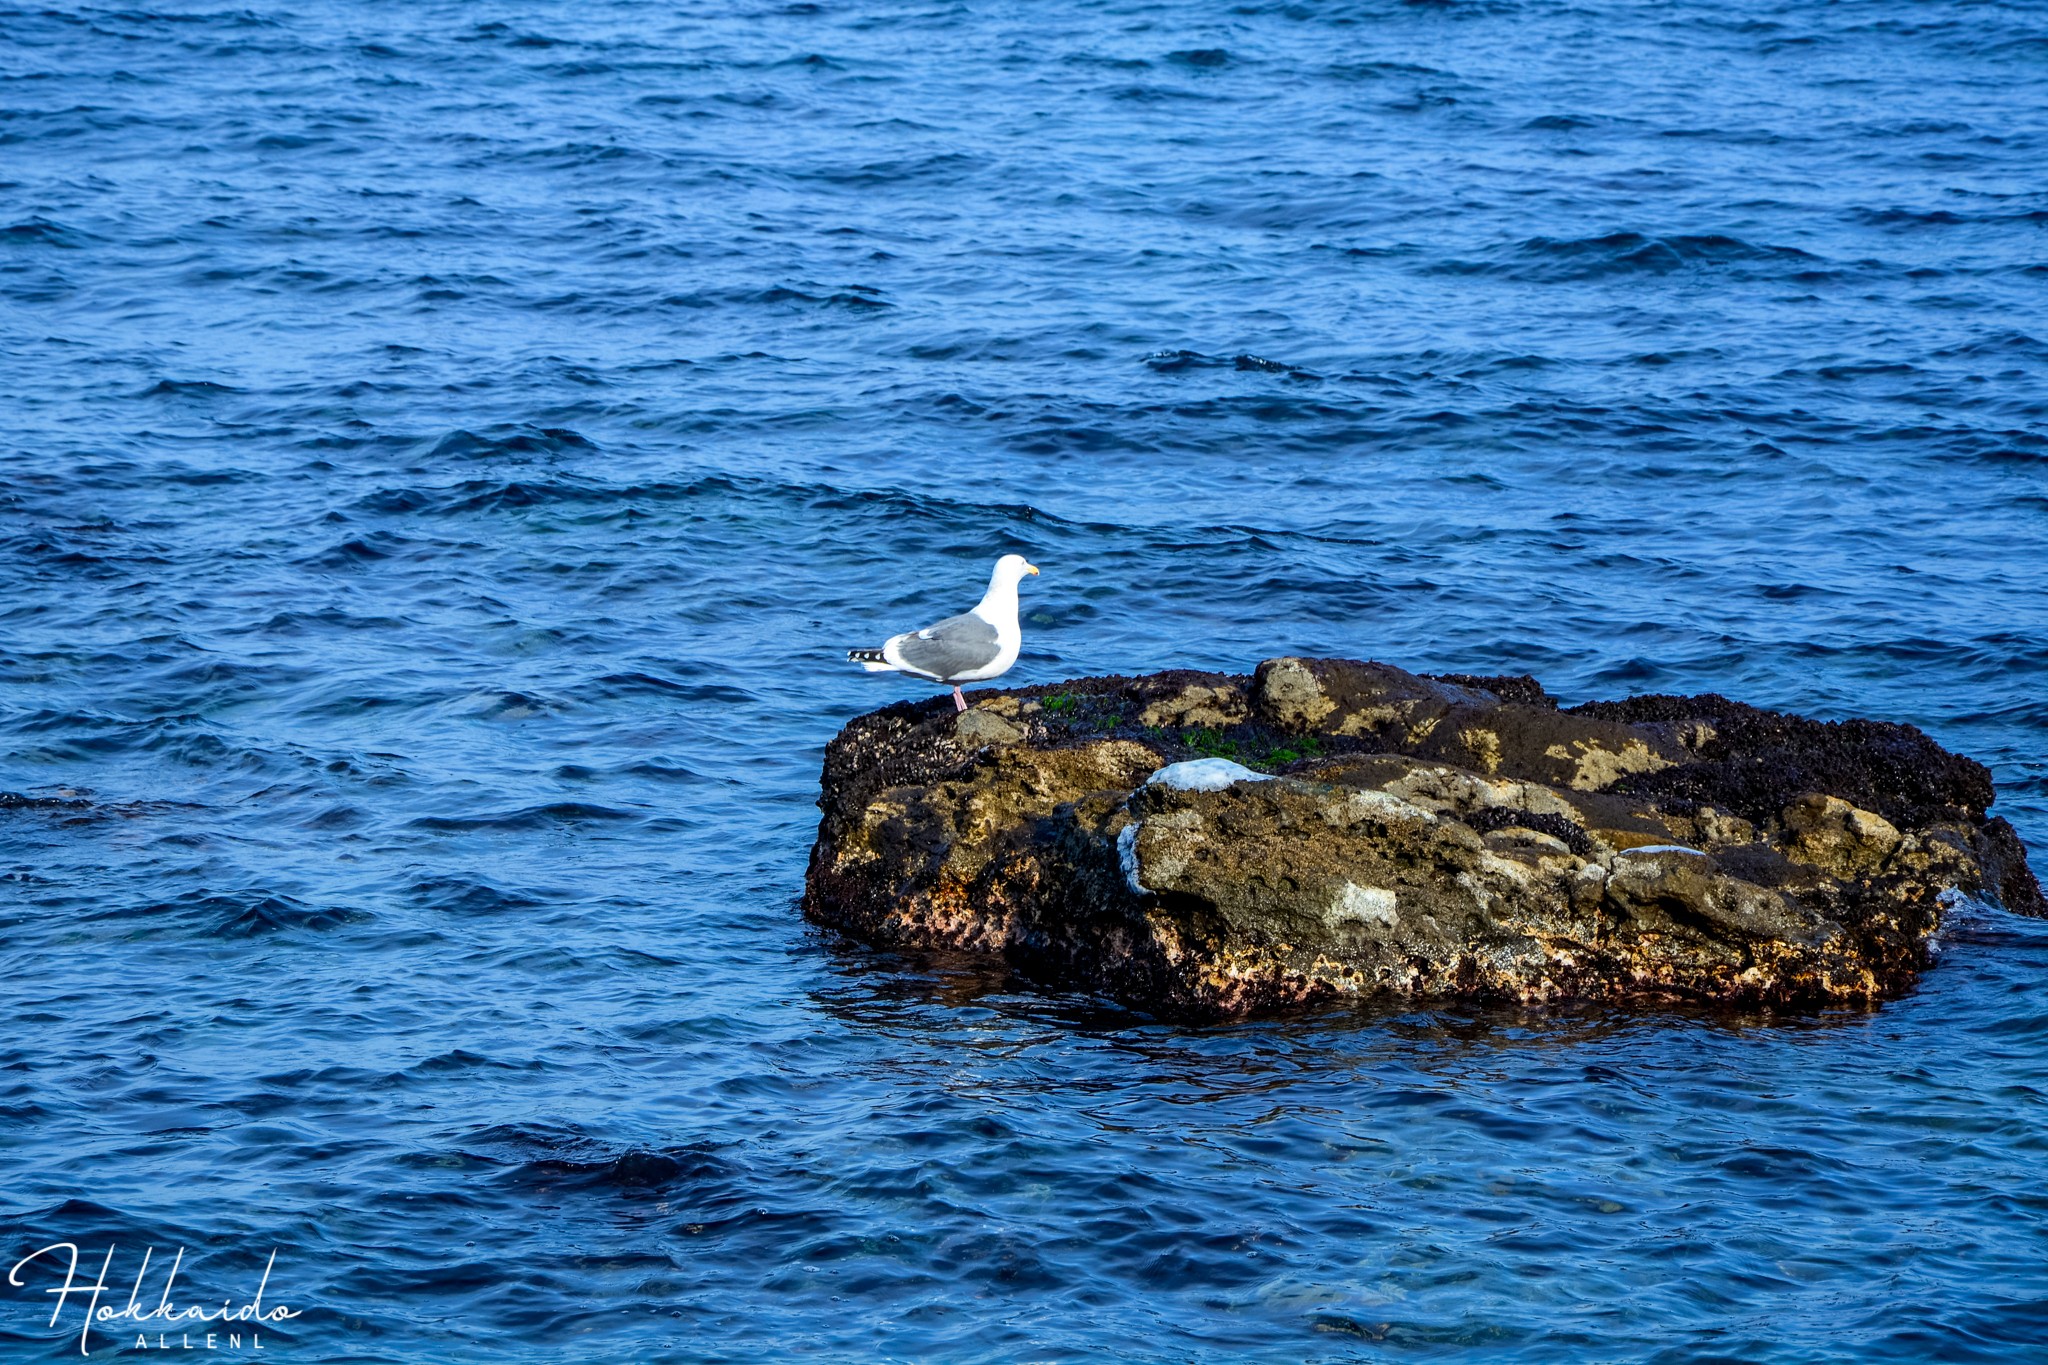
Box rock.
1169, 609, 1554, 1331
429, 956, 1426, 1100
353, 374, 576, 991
954, 708, 1024, 748
804, 658, 2043, 1019
1781, 794, 1902, 879
1135, 682, 1248, 729
1248, 656, 1684, 789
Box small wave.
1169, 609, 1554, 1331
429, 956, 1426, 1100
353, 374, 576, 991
1, 788, 93, 812
409, 802, 645, 831
790, 152, 987, 188
426, 425, 595, 460
1856, 205, 2048, 229
213, 897, 366, 937
351, 472, 775, 517
400, 1049, 539, 1077
617, 761, 710, 784
139, 378, 241, 398
1811, 361, 1917, 382
510, 140, 666, 169
1322, 60, 1446, 81
1970, 447, 2048, 465
1, 217, 90, 248
229, 608, 410, 636
1382, 89, 1460, 113
756, 283, 892, 308
409, 876, 546, 915
1061, 53, 1153, 72
300, 530, 421, 568
1430, 231, 1823, 281
590, 672, 753, 704
467, 690, 557, 720
1145, 349, 1321, 380
502, 1145, 735, 1194
1932, 330, 2048, 361
86, 890, 368, 937
1110, 83, 1221, 104
454, 1122, 737, 1195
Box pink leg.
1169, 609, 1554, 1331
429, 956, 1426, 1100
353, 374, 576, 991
952, 686, 968, 712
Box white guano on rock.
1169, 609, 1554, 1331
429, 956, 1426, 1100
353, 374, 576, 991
1145, 758, 1274, 792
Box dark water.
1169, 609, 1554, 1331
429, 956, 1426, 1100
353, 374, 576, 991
5, 1, 2047, 1359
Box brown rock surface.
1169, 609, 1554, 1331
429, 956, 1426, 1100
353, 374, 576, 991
804, 659, 2042, 1019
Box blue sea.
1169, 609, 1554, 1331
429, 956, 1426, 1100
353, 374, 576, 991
4, 1, 2047, 1360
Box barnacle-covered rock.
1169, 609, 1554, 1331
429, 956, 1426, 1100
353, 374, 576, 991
803, 659, 2041, 1019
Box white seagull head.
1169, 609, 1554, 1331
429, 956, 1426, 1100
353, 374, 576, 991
991, 553, 1041, 587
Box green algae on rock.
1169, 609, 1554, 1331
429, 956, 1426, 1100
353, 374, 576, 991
803, 659, 2042, 1020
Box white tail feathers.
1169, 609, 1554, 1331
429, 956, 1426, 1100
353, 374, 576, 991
848, 647, 896, 673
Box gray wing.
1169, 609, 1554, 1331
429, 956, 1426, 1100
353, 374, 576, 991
890, 612, 999, 681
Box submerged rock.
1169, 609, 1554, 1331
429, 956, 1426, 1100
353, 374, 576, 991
803, 659, 2042, 1019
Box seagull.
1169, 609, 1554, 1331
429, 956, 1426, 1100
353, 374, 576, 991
848, 553, 1040, 712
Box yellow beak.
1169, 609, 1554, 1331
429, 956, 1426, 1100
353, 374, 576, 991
1025, 563, 1040, 575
